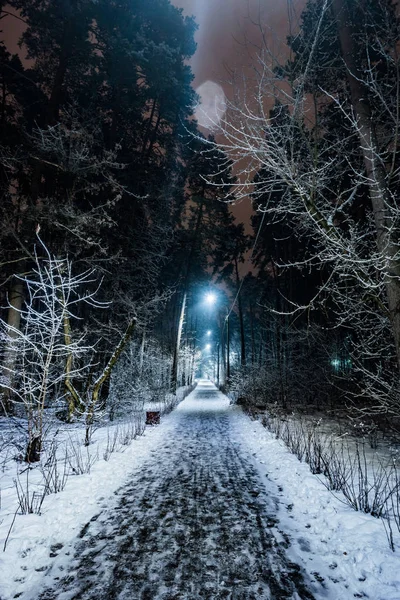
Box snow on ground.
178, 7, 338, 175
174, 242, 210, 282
0, 387, 192, 599
0, 380, 399, 599
230, 407, 400, 599
0, 409, 177, 599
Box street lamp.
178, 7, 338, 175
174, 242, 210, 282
206, 330, 211, 336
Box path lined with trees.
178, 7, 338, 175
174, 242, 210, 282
36, 381, 315, 600
1, 0, 400, 594
2, 0, 400, 458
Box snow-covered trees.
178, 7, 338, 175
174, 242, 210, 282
0, 232, 193, 460
0, 234, 104, 461
207, 0, 400, 421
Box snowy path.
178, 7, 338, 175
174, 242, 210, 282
37, 381, 314, 600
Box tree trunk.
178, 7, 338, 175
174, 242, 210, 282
85, 318, 136, 445
249, 303, 256, 365
141, 97, 157, 155
47, 11, 75, 126
25, 434, 41, 463
332, 0, 400, 369
139, 329, 146, 374
171, 291, 186, 391
63, 312, 83, 422
1, 276, 24, 415
226, 312, 230, 382
146, 111, 162, 158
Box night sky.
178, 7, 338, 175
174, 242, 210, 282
172, 0, 296, 85
172, 0, 304, 226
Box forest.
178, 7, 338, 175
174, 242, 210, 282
1, 0, 400, 596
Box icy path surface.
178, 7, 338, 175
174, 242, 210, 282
37, 381, 314, 600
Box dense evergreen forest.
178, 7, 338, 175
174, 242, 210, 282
1, 0, 400, 464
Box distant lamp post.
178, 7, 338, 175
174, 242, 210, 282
225, 310, 230, 383
216, 341, 220, 385
202, 291, 229, 386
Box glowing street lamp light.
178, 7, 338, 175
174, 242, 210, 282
205, 343, 211, 350
205, 292, 216, 305
207, 330, 212, 336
